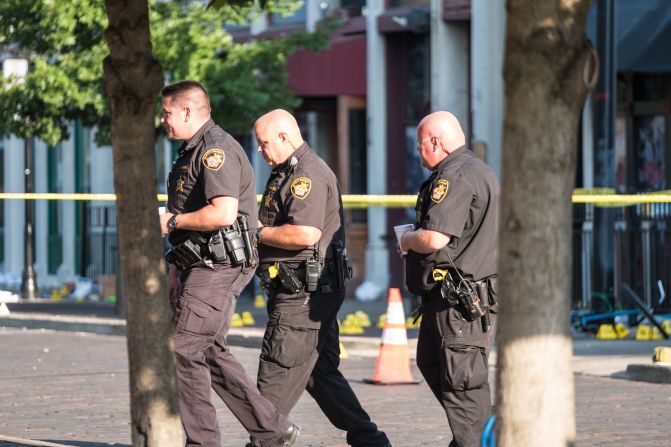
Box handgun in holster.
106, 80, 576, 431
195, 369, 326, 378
165, 232, 208, 270
433, 268, 485, 322
207, 230, 227, 262
476, 281, 491, 332
277, 262, 303, 294
331, 241, 353, 291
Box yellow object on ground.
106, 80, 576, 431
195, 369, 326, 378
636, 324, 652, 341
652, 326, 665, 340
230, 313, 243, 328
615, 322, 630, 339
50, 289, 62, 301
653, 346, 671, 363
254, 294, 266, 308
241, 311, 255, 326
340, 314, 364, 335
354, 310, 371, 328
596, 324, 618, 340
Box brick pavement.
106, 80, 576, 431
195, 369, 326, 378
1, 328, 670, 446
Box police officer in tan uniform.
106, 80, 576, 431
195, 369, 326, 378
399, 111, 499, 447
159, 81, 299, 447
251, 109, 391, 447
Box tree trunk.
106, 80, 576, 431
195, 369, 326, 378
102, 1, 183, 446
497, 1, 596, 446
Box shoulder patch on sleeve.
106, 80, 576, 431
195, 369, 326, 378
290, 177, 312, 199
431, 179, 449, 203
202, 149, 225, 171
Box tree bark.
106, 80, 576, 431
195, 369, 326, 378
102, 1, 183, 445
497, 1, 595, 446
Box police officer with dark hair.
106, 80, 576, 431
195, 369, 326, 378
251, 109, 391, 447
398, 111, 500, 447
159, 81, 299, 447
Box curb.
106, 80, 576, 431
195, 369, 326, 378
0, 434, 77, 447
0, 313, 125, 336
622, 363, 671, 384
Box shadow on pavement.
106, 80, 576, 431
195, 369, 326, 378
0, 442, 130, 447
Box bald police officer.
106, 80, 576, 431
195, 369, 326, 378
252, 109, 391, 447
399, 111, 500, 447
159, 81, 298, 447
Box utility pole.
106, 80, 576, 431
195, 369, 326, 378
21, 134, 38, 300
3, 58, 38, 300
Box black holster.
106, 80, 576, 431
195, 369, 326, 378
439, 276, 485, 322
331, 242, 352, 291
165, 217, 256, 269
165, 232, 208, 270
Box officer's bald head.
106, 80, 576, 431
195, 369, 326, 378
254, 109, 305, 167
161, 80, 211, 117
417, 111, 465, 152
255, 109, 304, 148
416, 111, 466, 170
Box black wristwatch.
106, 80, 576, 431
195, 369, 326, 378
255, 227, 263, 245
167, 214, 178, 232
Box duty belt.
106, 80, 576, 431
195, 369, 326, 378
424, 269, 498, 332
258, 260, 337, 295
165, 215, 255, 270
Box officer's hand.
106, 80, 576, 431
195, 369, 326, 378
160, 212, 174, 235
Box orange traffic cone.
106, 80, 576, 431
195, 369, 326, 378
364, 288, 420, 385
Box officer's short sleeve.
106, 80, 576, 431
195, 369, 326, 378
200, 146, 240, 201
422, 172, 472, 239
283, 169, 327, 230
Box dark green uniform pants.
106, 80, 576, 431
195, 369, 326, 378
257, 288, 390, 447
173, 264, 291, 447
416, 295, 497, 447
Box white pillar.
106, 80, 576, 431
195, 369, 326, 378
59, 128, 76, 282
305, 0, 321, 32
430, 0, 469, 132
90, 146, 113, 194
4, 136, 25, 278
250, 13, 268, 36
361, 0, 389, 297
34, 139, 49, 282
471, 0, 506, 177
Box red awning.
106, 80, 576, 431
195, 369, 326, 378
287, 34, 366, 97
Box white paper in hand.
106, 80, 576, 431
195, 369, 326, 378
394, 224, 414, 255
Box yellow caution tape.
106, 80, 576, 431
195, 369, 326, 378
1, 192, 671, 206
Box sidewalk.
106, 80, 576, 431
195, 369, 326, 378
1, 329, 670, 447
1, 297, 670, 379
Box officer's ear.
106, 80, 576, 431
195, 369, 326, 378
279, 131, 288, 143
431, 136, 439, 151
183, 106, 191, 122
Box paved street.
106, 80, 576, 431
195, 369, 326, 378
0, 328, 670, 447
